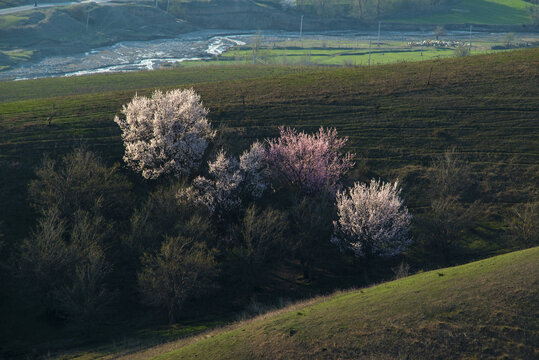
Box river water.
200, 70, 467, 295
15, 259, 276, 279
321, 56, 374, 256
1, 29, 532, 81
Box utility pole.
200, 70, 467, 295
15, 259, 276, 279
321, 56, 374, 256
86, 10, 90, 33
368, 39, 372, 66
166, 0, 169, 13
155, 0, 158, 8
300, 15, 304, 39
469, 25, 472, 52
377, 21, 381, 47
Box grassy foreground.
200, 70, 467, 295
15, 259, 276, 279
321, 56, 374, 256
130, 247, 539, 360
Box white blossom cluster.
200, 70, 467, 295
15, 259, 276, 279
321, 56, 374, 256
114, 89, 215, 180
239, 141, 268, 199
332, 179, 412, 258
179, 142, 269, 217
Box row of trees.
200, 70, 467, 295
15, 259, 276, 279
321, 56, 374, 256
14, 88, 538, 328
281, 0, 454, 20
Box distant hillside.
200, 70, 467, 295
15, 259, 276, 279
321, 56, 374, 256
0, 0, 74, 9
1, 0, 537, 69
136, 247, 539, 359
389, 0, 538, 25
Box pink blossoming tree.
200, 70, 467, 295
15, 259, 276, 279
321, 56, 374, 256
332, 179, 412, 258
114, 89, 215, 180
266, 126, 354, 194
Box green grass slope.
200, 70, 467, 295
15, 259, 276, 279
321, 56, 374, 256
146, 247, 539, 360
395, 0, 538, 25
1, 49, 537, 165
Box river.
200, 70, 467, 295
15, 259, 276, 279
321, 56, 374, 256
1, 29, 534, 81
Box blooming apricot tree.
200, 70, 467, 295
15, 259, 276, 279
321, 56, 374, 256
179, 142, 269, 217
266, 127, 354, 194
114, 88, 215, 179
332, 179, 412, 258
239, 141, 268, 199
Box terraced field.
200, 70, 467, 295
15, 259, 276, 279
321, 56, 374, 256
1, 49, 538, 249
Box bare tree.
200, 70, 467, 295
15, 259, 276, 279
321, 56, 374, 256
420, 148, 482, 264
289, 195, 334, 279
434, 26, 446, 40
428, 147, 473, 199
232, 205, 286, 291
138, 236, 217, 322
507, 202, 539, 248
29, 146, 132, 222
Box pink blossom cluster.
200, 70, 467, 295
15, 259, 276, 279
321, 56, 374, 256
266, 126, 354, 194
332, 179, 412, 257
114, 89, 215, 179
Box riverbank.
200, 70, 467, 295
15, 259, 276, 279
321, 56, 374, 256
2, 28, 538, 81
0, 0, 537, 76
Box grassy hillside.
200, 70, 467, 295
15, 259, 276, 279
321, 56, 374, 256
395, 0, 538, 25
1, 49, 538, 248
123, 247, 539, 359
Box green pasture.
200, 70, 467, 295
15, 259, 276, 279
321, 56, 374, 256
395, 0, 538, 25
190, 38, 504, 67
215, 46, 477, 66
0, 13, 28, 28
0, 66, 321, 103
151, 247, 539, 359
1, 48, 33, 60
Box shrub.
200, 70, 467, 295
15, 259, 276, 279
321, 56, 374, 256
417, 148, 482, 264
507, 202, 539, 248
288, 196, 335, 279
231, 205, 287, 291
454, 44, 470, 57
114, 89, 215, 179
420, 197, 482, 264
20, 208, 113, 324
28, 146, 132, 222
428, 148, 473, 199
127, 181, 213, 254
138, 236, 217, 322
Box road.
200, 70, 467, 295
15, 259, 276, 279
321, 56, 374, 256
0, 0, 114, 15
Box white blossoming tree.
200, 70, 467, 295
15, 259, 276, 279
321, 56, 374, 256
179, 142, 269, 218
332, 179, 412, 259
239, 141, 268, 199
114, 88, 215, 180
